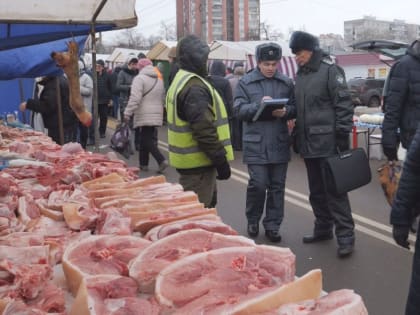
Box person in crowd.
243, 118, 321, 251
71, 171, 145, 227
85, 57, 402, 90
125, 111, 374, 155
77, 59, 93, 148
167, 46, 179, 87
19, 75, 77, 144
124, 58, 168, 173
225, 66, 234, 80
116, 57, 138, 121
289, 31, 355, 257
390, 125, 420, 315
382, 39, 420, 233
96, 59, 113, 139
110, 65, 122, 119
228, 61, 245, 151
234, 42, 296, 243
166, 34, 234, 208
382, 39, 420, 160
137, 52, 147, 60
209, 60, 234, 122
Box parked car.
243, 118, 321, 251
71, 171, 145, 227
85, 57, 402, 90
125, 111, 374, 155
347, 77, 385, 107
350, 40, 409, 110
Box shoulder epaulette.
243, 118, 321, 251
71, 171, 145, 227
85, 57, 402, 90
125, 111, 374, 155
321, 57, 334, 65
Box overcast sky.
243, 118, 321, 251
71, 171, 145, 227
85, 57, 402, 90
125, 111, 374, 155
103, 0, 420, 43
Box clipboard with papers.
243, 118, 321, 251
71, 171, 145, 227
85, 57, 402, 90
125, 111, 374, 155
252, 98, 289, 122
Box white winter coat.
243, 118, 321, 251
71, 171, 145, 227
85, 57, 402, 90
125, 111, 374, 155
79, 72, 93, 113
124, 65, 165, 128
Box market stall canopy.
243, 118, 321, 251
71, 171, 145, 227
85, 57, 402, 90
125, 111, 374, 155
209, 40, 297, 79
0, 0, 137, 79
107, 47, 148, 65
147, 40, 178, 61
0, 0, 137, 51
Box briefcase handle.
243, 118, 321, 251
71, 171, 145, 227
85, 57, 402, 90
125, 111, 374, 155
336, 147, 353, 160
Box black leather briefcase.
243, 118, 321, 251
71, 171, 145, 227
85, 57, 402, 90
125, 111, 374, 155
325, 148, 372, 195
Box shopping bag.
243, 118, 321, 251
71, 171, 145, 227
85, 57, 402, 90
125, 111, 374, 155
110, 122, 132, 159
325, 148, 372, 195
377, 162, 402, 206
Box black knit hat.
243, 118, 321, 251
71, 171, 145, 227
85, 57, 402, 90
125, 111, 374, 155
289, 31, 319, 54
255, 42, 282, 62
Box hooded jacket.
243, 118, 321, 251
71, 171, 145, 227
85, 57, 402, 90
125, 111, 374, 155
209, 61, 233, 118
382, 40, 420, 150
116, 64, 138, 100
167, 34, 231, 170
124, 64, 164, 128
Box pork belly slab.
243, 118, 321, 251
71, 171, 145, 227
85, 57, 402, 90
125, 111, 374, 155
129, 229, 255, 293
62, 235, 151, 295
155, 245, 296, 314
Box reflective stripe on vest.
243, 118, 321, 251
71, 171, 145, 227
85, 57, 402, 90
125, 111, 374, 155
166, 69, 233, 169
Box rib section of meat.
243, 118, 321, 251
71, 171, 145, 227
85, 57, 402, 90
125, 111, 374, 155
129, 229, 255, 293
155, 245, 296, 314
62, 235, 151, 295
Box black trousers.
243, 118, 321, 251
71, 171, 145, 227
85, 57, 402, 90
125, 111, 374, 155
246, 163, 288, 231
48, 125, 77, 145
98, 103, 109, 136
136, 126, 165, 167
304, 157, 355, 239
78, 122, 88, 148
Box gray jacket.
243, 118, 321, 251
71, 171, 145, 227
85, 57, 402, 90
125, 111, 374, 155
234, 67, 296, 164
116, 65, 138, 101
294, 49, 353, 158
124, 65, 164, 128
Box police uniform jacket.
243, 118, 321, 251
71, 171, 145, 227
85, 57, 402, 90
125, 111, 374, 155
234, 67, 296, 164
294, 49, 353, 158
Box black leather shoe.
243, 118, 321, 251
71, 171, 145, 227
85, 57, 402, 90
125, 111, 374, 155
247, 223, 259, 238
265, 230, 282, 243
337, 244, 354, 258
302, 232, 333, 244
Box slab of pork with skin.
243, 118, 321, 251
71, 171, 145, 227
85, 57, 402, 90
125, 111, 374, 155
50, 41, 92, 127
129, 229, 255, 293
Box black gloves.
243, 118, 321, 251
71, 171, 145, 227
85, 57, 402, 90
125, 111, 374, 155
392, 225, 410, 250
216, 160, 231, 180
383, 146, 398, 161
336, 132, 350, 152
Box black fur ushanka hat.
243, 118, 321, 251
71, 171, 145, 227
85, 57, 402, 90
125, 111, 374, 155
289, 31, 319, 54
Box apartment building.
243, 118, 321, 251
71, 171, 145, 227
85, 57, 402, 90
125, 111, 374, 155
176, 0, 260, 42
344, 16, 420, 45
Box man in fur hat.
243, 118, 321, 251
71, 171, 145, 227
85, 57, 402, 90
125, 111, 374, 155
289, 31, 356, 257
234, 42, 296, 243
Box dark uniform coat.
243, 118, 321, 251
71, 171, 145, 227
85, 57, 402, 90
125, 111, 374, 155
234, 68, 296, 164
294, 49, 353, 158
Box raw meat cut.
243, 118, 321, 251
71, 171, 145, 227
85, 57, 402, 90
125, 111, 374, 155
268, 289, 368, 315
70, 275, 162, 315
62, 235, 151, 295
155, 245, 295, 314
133, 205, 217, 234
129, 229, 255, 293
229, 269, 322, 315
144, 216, 236, 241
95, 208, 132, 235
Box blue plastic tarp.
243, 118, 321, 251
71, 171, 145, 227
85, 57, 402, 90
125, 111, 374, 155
0, 35, 87, 80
